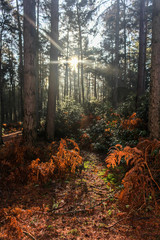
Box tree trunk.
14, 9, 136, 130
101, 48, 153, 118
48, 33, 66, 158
113, 0, 119, 108
148, 0, 160, 139
94, 72, 97, 99
23, 0, 37, 144
136, 0, 146, 106
123, 0, 127, 83
78, 51, 81, 103
12, 81, 17, 122
36, 0, 41, 127
16, 0, 24, 121
77, 4, 84, 104
46, 0, 59, 140
64, 29, 69, 99
0, 34, 3, 144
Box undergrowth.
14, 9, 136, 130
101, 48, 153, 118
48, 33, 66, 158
105, 139, 160, 211
29, 139, 83, 183
0, 138, 83, 186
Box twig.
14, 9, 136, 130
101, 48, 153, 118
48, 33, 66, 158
51, 191, 118, 216
48, 202, 67, 212
145, 145, 160, 190
23, 231, 36, 240
105, 216, 131, 230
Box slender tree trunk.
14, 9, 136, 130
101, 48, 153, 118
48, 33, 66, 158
16, 0, 24, 121
64, 30, 69, 99
36, 0, 41, 127
39, 52, 43, 117
123, 0, 127, 83
148, 0, 160, 139
113, 0, 119, 108
9, 88, 12, 122
87, 73, 90, 101
78, 52, 81, 103
77, 4, 84, 104
94, 72, 97, 99
0, 34, 3, 144
46, 0, 59, 140
23, 0, 37, 144
12, 82, 17, 122
136, 0, 146, 107
73, 70, 78, 102
64, 62, 69, 99
9, 51, 17, 122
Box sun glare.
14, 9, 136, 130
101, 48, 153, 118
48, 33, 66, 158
69, 57, 78, 71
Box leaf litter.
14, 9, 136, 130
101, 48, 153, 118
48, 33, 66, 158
0, 148, 160, 240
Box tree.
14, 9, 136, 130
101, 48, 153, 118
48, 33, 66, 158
23, 0, 37, 143
46, 0, 59, 140
0, 0, 13, 144
16, 0, 24, 121
0, 32, 3, 144
148, 0, 160, 139
136, 0, 146, 107
76, 2, 84, 104
113, 0, 120, 108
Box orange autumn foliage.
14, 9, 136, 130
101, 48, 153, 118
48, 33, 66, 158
6, 216, 23, 240
80, 133, 91, 148
53, 138, 83, 175
120, 112, 142, 130
29, 158, 55, 183
29, 139, 83, 183
105, 139, 160, 209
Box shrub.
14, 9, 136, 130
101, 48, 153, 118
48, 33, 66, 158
118, 113, 147, 147
55, 99, 83, 138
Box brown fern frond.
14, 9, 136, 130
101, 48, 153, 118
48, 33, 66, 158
105, 139, 160, 210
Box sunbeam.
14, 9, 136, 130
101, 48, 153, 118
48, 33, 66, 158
24, 13, 63, 53
69, 57, 78, 71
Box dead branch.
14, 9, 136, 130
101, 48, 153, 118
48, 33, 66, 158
23, 230, 36, 240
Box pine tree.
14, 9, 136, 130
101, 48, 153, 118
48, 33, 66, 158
23, 0, 37, 143
148, 0, 160, 139
46, 0, 59, 140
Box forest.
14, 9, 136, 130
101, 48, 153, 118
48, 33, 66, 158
0, 0, 160, 239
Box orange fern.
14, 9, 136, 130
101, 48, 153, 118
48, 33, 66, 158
6, 216, 23, 240
29, 139, 83, 183
53, 138, 83, 175
120, 112, 142, 130
105, 140, 160, 209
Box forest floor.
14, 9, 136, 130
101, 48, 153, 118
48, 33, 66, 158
0, 135, 160, 239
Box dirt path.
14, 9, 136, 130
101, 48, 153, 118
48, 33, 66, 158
0, 151, 159, 239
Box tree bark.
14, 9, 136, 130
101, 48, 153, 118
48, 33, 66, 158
94, 72, 97, 99
0, 34, 3, 144
77, 3, 84, 104
123, 0, 127, 83
113, 0, 119, 108
46, 0, 59, 140
16, 0, 24, 121
36, 0, 40, 127
23, 0, 37, 144
148, 0, 160, 139
64, 29, 69, 99
136, 0, 146, 106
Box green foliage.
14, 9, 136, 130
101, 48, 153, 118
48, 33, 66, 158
55, 98, 84, 138
80, 118, 112, 152
118, 94, 137, 117
136, 92, 149, 122
83, 100, 112, 118
118, 92, 149, 124
54, 99, 148, 152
